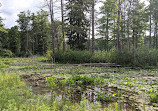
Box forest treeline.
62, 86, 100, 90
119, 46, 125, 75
0, 0, 158, 67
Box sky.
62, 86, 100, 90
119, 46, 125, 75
0, 0, 42, 28
0, 0, 149, 28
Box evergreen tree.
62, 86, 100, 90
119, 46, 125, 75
31, 10, 50, 55
65, 0, 89, 50
17, 10, 31, 56
98, 0, 118, 51
8, 26, 21, 55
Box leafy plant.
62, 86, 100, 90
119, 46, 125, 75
97, 92, 114, 102
0, 62, 7, 69
148, 89, 158, 103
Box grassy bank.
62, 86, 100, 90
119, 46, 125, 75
0, 72, 108, 111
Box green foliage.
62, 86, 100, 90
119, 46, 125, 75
97, 92, 113, 102
0, 62, 7, 69
91, 50, 109, 63
46, 50, 53, 61
67, 75, 104, 86
135, 46, 158, 67
0, 72, 103, 111
46, 46, 158, 68
98, 0, 118, 51
8, 26, 20, 55
46, 77, 58, 87
148, 89, 158, 103
104, 102, 124, 111
17, 10, 50, 56
46, 75, 104, 88
0, 73, 31, 110
97, 91, 123, 103
54, 50, 92, 63
65, 0, 89, 50
0, 49, 13, 57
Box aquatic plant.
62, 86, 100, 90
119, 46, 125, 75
97, 92, 114, 102
148, 89, 158, 103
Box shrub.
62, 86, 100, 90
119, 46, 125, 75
46, 50, 53, 61
67, 75, 104, 85
0, 62, 7, 69
148, 89, 158, 103
46, 75, 104, 88
136, 46, 158, 67
97, 92, 114, 102
53, 50, 92, 63
91, 50, 108, 63
46, 46, 158, 67
0, 49, 13, 57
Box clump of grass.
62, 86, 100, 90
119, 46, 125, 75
46, 75, 104, 88
97, 91, 123, 103
0, 62, 7, 69
104, 102, 125, 111
148, 89, 158, 103
97, 92, 114, 102
67, 75, 104, 86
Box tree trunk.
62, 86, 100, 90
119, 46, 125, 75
49, 0, 55, 61
106, 13, 109, 51
56, 27, 60, 52
88, 22, 91, 50
156, 22, 158, 48
127, 19, 130, 51
149, 14, 152, 46
132, 29, 136, 64
61, 0, 65, 52
91, 0, 95, 54
117, 0, 121, 52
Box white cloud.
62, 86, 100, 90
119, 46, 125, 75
0, 0, 149, 28
0, 0, 42, 28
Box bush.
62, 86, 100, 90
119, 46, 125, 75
46, 50, 53, 61
0, 49, 13, 57
91, 50, 109, 63
46, 46, 158, 67
148, 89, 158, 103
0, 62, 7, 69
136, 46, 158, 67
53, 50, 92, 63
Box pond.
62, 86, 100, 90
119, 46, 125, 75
22, 74, 140, 111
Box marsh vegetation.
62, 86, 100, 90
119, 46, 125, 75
0, 57, 158, 111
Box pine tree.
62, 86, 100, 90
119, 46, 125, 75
65, 0, 89, 50
98, 0, 118, 51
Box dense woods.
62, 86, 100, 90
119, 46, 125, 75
0, 0, 158, 67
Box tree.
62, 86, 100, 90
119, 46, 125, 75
44, 0, 56, 59
61, 0, 66, 52
8, 26, 20, 55
31, 10, 50, 55
151, 0, 158, 48
17, 10, 31, 56
65, 0, 89, 50
91, 0, 95, 53
117, 0, 121, 52
98, 0, 118, 51
130, 0, 146, 62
